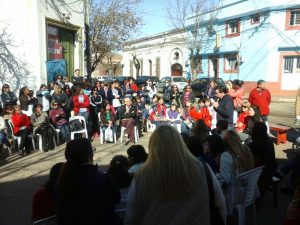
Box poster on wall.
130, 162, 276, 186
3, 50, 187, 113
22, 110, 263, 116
46, 59, 67, 84
47, 25, 63, 59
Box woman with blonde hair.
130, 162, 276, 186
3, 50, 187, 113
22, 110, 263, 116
125, 125, 226, 225
217, 129, 254, 215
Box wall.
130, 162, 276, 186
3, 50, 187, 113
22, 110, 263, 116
0, 0, 85, 91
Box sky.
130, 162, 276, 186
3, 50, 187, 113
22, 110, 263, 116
135, 0, 173, 38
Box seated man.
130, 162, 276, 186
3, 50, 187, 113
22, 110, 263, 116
118, 97, 137, 144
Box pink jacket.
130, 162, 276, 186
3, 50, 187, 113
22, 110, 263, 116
228, 88, 244, 108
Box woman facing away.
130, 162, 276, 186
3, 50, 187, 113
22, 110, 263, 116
57, 138, 121, 225
217, 130, 254, 215
125, 125, 226, 225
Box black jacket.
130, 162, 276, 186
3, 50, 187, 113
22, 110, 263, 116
57, 164, 121, 225
118, 104, 137, 120
214, 94, 234, 126
1, 92, 18, 107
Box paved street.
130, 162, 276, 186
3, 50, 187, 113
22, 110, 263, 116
0, 100, 297, 225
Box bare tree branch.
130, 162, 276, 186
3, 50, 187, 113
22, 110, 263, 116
89, 0, 142, 72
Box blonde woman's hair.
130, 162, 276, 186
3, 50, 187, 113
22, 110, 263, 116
135, 125, 204, 201
224, 130, 254, 172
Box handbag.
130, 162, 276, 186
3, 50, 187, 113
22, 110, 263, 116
69, 119, 84, 132
200, 160, 225, 225
163, 92, 170, 101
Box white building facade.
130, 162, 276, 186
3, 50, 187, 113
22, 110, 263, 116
123, 30, 189, 79
0, 0, 87, 91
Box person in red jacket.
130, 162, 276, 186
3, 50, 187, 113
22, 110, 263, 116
248, 80, 271, 122
235, 101, 251, 133
189, 97, 211, 128
129, 78, 139, 93
11, 105, 32, 154
73, 87, 90, 123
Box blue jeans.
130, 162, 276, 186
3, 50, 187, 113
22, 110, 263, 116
0, 132, 8, 145
57, 124, 70, 140
76, 111, 90, 124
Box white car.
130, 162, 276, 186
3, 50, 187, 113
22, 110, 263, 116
97, 76, 108, 82
157, 76, 188, 93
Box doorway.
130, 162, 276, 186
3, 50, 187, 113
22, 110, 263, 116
208, 56, 219, 78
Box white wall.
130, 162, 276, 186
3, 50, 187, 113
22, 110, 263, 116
123, 31, 188, 79
0, 0, 85, 91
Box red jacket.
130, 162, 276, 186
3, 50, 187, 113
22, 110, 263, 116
150, 104, 166, 121
248, 88, 271, 116
235, 111, 250, 132
130, 84, 139, 92
73, 95, 90, 115
189, 106, 212, 128
11, 113, 31, 134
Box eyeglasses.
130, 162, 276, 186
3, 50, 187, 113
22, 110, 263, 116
53, 104, 58, 106
242, 106, 247, 108
3, 86, 9, 89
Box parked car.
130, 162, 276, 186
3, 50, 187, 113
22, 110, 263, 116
191, 77, 225, 97
157, 76, 188, 93
115, 76, 130, 86
136, 76, 159, 87
97, 76, 108, 82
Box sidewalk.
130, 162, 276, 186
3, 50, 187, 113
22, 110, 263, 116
0, 131, 295, 225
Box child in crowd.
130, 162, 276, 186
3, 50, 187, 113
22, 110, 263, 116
166, 104, 181, 132
189, 97, 211, 128
127, 144, 148, 174
205, 97, 217, 129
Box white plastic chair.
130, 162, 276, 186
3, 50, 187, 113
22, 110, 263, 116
69, 116, 88, 140
233, 166, 264, 225
120, 126, 139, 143
32, 215, 57, 225
7, 120, 36, 152
99, 126, 117, 144
36, 133, 57, 151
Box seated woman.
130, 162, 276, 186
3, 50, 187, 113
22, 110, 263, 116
11, 105, 32, 155
166, 104, 181, 129
189, 97, 211, 128
31, 104, 55, 151
32, 162, 64, 223
149, 97, 167, 127
206, 134, 225, 173
192, 119, 210, 143
170, 85, 181, 107
181, 100, 195, 134
217, 130, 254, 216
235, 101, 250, 133
56, 138, 121, 225
99, 103, 116, 143
0, 110, 10, 151
49, 100, 70, 142
127, 144, 148, 175
248, 122, 277, 195
244, 105, 262, 135
125, 125, 226, 224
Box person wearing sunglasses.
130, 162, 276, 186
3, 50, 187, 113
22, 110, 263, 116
180, 85, 195, 107
1, 84, 18, 108
49, 100, 70, 142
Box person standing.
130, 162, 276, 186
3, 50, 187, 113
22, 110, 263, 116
212, 85, 234, 129
71, 69, 83, 92
248, 80, 271, 122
